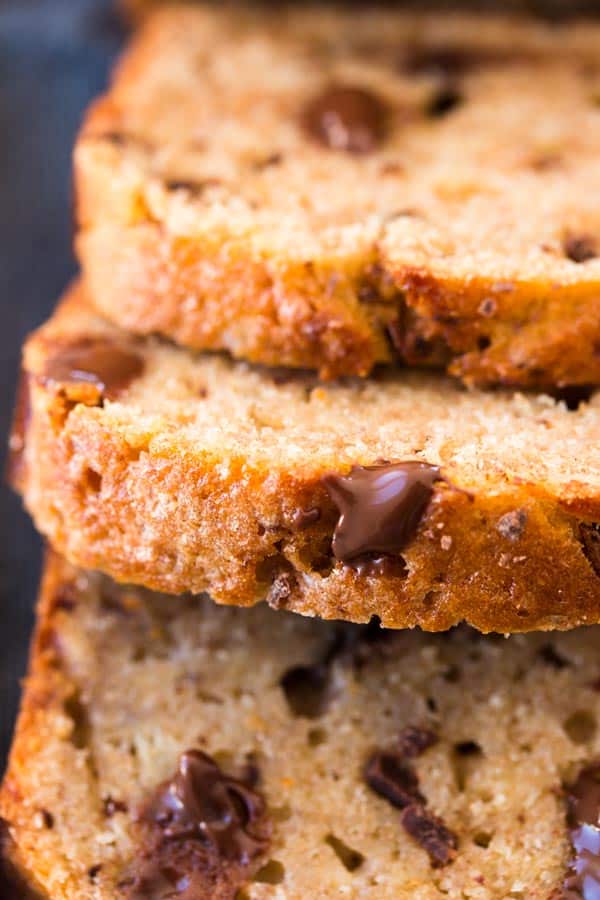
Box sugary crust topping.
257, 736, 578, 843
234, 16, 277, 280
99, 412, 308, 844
12, 284, 600, 633
77, 4, 600, 384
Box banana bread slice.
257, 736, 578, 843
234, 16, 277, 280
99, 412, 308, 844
11, 282, 600, 633
4, 551, 600, 897
78, 3, 600, 386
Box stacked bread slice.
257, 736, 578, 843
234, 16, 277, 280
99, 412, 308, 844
3, 4, 600, 897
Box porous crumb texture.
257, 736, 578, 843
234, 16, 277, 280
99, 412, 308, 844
79, 3, 600, 386
3, 552, 600, 898
14, 284, 600, 633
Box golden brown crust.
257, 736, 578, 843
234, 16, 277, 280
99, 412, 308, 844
78, 4, 600, 386
13, 284, 600, 633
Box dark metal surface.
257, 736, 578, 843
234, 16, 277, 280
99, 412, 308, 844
0, 0, 124, 772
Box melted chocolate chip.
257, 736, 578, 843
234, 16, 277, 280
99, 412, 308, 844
291, 506, 321, 530
301, 84, 388, 154
564, 234, 598, 263
364, 751, 425, 809
580, 523, 600, 578
564, 764, 600, 895
323, 461, 442, 563
145, 750, 268, 863
497, 510, 527, 541
400, 805, 458, 868
122, 752, 269, 898
397, 727, 438, 759
42, 338, 144, 400
6, 371, 31, 490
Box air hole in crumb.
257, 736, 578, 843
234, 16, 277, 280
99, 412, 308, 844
564, 710, 597, 744
473, 831, 493, 849
325, 834, 365, 872
308, 727, 328, 747
477, 335, 491, 351
84, 467, 102, 493
253, 860, 285, 884
453, 741, 483, 791
63, 692, 89, 749
131, 646, 146, 663
280, 664, 331, 718
454, 740, 482, 756
443, 665, 462, 683
426, 696, 438, 713
426, 85, 463, 117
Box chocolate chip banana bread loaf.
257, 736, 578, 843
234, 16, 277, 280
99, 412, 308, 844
79, 4, 600, 387
3, 551, 600, 898
12, 283, 600, 633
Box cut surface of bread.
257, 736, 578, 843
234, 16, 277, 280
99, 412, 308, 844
79, 3, 600, 386
3, 551, 600, 898
12, 283, 600, 633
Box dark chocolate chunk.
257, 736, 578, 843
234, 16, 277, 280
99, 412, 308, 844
397, 726, 438, 759
122, 751, 270, 898
323, 461, 442, 562
580, 523, 600, 577
280, 664, 331, 719
497, 510, 527, 541
301, 84, 388, 154
291, 506, 321, 530
564, 233, 598, 263
564, 763, 600, 895
144, 750, 268, 863
400, 804, 458, 868
364, 751, 425, 809
42, 338, 144, 400
6, 370, 31, 490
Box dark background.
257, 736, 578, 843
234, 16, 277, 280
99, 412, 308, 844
0, 0, 125, 771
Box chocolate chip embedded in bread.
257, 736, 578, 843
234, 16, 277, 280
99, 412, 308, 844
580, 523, 600, 577
397, 726, 438, 759
364, 751, 425, 809
563, 763, 600, 894
400, 804, 458, 868
121, 751, 270, 898
42, 338, 144, 400
144, 750, 268, 859
301, 84, 388, 154
323, 461, 442, 563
